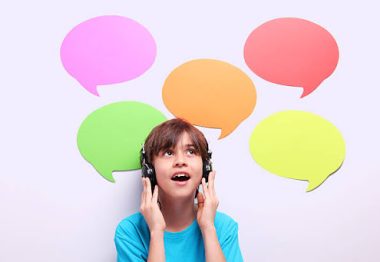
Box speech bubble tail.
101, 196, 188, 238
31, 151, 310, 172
98, 168, 115, 183
300, 79, 322, 98
306, 175, 328, 192
78, 79, 100, 96
218, 125, 236, 139
90, 88, 100, 97
300, 87, 314, 98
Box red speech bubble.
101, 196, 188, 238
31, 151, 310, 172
244, 18, 339, 98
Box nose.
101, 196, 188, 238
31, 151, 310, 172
173, 152, 187, 167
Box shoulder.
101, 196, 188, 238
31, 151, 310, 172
214, 211, 239, 235
114, 213, 150, 259
115, 212, 149, 240
215, 211, 238, 227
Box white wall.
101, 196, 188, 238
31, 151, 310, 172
1, 1, 380, 261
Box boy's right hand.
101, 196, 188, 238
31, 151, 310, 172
140, 178, 166, 233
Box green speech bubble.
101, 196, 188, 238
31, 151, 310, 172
77, 101, 167, 182
249, 110, 345, 191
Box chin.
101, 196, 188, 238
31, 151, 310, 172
161, 187, 196, 200
171, 189, 196, 199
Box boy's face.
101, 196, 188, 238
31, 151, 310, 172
153, 132, 203, 199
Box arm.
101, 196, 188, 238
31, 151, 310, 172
197, 172, 226, 262
147, 230, 165, 262
201, 225, 226, 262
140, 178, 166, 262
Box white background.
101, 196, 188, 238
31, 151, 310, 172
1, 1, 380, 261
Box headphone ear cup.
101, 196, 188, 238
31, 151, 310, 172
202, 159, 212, 183
142, 163, 156, 193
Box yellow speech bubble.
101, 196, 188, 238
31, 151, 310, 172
162, 59, 257, 139
249, 111, 346, 191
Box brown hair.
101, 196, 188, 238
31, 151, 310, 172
141, 118, 209, 165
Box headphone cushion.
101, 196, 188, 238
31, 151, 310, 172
202, 160, 212, 183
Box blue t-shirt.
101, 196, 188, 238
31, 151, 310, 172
114, 211, 243, 262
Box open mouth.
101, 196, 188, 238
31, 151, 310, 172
171, 173, 190, 182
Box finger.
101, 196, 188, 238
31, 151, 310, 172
145, 178, 152, 202
152, 185, 159, 203
202, 177, 210, 199
197, 191, 205, 204
141, 178, 147, 203
197, 191, 205, 210
208, 171, 216, 196
140, 188, 145, 206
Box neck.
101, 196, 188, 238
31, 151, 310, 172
159, 194, 196, 232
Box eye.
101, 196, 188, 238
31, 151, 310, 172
163, 150, 173, 156
187, 148, 195, 155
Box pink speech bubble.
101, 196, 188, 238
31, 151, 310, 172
60, 15, 156, 96
244, 18, 339, 98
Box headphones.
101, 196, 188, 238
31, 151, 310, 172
141, 144, 212, 194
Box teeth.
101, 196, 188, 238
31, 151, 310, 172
172, 173, 189, 179
174, 174, 188, 178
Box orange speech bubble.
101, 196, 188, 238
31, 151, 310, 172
162, 59, 257, 138
244, 17, 339, 98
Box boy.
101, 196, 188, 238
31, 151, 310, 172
115, 118, 243, 261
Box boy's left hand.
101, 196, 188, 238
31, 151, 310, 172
196, 171, 219, 231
